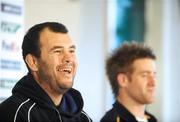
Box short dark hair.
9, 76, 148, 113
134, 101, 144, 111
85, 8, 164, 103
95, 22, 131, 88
22, 22, 68, 70
106, 41, 156, 97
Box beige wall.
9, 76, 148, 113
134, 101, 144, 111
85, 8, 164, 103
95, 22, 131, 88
25, 0, 81, 45
146, 0, 180, 121
145, 0, 163, 121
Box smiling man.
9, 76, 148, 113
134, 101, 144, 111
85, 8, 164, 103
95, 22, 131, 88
101, 42, 158, 122
0, 22, 92, 122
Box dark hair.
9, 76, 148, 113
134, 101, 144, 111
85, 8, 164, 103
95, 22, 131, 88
22, 22, 68, 70
106, 41, 156, 97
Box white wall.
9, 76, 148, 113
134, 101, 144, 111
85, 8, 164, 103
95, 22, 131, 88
145, 0, 164, 121
146, 0, 180, 121
25, 0, 81, 45
75, 0, 107, 121
25, 0, 106, 121
162, 0, 180, 121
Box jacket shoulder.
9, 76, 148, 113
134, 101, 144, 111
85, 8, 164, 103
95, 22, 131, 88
80, 111, 92, 122
0, 94, 29, 121
100, 108, 119, 122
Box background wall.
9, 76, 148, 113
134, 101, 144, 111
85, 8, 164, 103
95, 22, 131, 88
145, 0, 163, 121
162, 0, 180, 121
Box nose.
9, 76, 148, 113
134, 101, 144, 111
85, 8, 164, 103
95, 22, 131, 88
149, 75, 156, 87
62, 52, 73, 64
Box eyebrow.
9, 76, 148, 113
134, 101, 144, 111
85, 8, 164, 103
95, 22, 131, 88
50, 45, 76, 51
139, 71, 156, 74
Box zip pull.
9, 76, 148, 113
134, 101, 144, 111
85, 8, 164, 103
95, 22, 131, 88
116, 116, 120, 122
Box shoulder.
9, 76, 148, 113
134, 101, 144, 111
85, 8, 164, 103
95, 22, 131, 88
0, 94, 30, 121
0, 94, 22, 111
100, 108, 118, 122
0, 93, 29, 108
0, 95, 20, 121
80, 110, 93, 122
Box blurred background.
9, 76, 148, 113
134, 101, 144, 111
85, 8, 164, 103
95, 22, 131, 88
0, 0, 180, 121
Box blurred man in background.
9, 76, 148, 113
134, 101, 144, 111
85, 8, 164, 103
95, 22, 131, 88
101, 42, 157, 122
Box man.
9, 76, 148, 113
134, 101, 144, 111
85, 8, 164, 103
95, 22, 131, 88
101, 42, 157, 122
0, 22, 92, 122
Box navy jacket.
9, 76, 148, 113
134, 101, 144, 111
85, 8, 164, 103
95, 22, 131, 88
0, 73, 92, 122
100, 101, 157, 122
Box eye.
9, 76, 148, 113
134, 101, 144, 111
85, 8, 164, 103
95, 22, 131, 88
54, 50, 62, 53
141, 73, 148, 77
69, 49, 75, 53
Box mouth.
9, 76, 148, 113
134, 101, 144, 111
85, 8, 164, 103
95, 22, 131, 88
147, 88, 156, 95
61, 68, 72, 73
56, 65, 73, 74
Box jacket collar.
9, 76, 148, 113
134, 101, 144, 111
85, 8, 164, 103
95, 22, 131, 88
113, 101, 137, 121
12, 73, 84, 117
113, 101, 154, 122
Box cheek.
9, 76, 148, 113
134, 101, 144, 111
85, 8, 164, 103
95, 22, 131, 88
74, 62, 78, 73
43, 59, 57, 71
52, 55, 62, 64
73, 55, 77, 62
75, 59, 78, 67
73, 56, 78, 66
129, 78, 145, 90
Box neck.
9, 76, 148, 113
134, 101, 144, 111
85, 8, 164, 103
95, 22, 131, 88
32, 72, 63, 106
44, 88, 63, 106
117, 93, 146, 118
39, 81, 63, 106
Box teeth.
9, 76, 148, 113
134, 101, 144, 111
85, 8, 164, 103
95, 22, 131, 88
64, 69, 71, 73
60, 68, 72, 73
56, 65, 73, 73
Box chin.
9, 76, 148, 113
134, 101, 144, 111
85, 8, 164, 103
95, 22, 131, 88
58, 86, 72, 93
63, 83, 73, 89
146, 99, 155, 104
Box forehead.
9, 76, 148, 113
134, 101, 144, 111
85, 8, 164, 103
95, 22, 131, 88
39, 28, 75, 48
132, 58, 156, 72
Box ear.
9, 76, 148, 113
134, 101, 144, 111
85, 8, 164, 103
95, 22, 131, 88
117, 73, 128, 87
25, 54, 38, 71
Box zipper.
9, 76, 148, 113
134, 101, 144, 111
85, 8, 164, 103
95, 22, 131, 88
55, 108, 62, 122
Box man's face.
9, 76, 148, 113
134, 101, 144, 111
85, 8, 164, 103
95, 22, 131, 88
124, 58, 157, 104
36, 28, 77, 94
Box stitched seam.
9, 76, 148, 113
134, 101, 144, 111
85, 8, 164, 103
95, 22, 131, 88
28, 103, 36, 122
81, 111, 91, 122
13, 98, 30, 122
